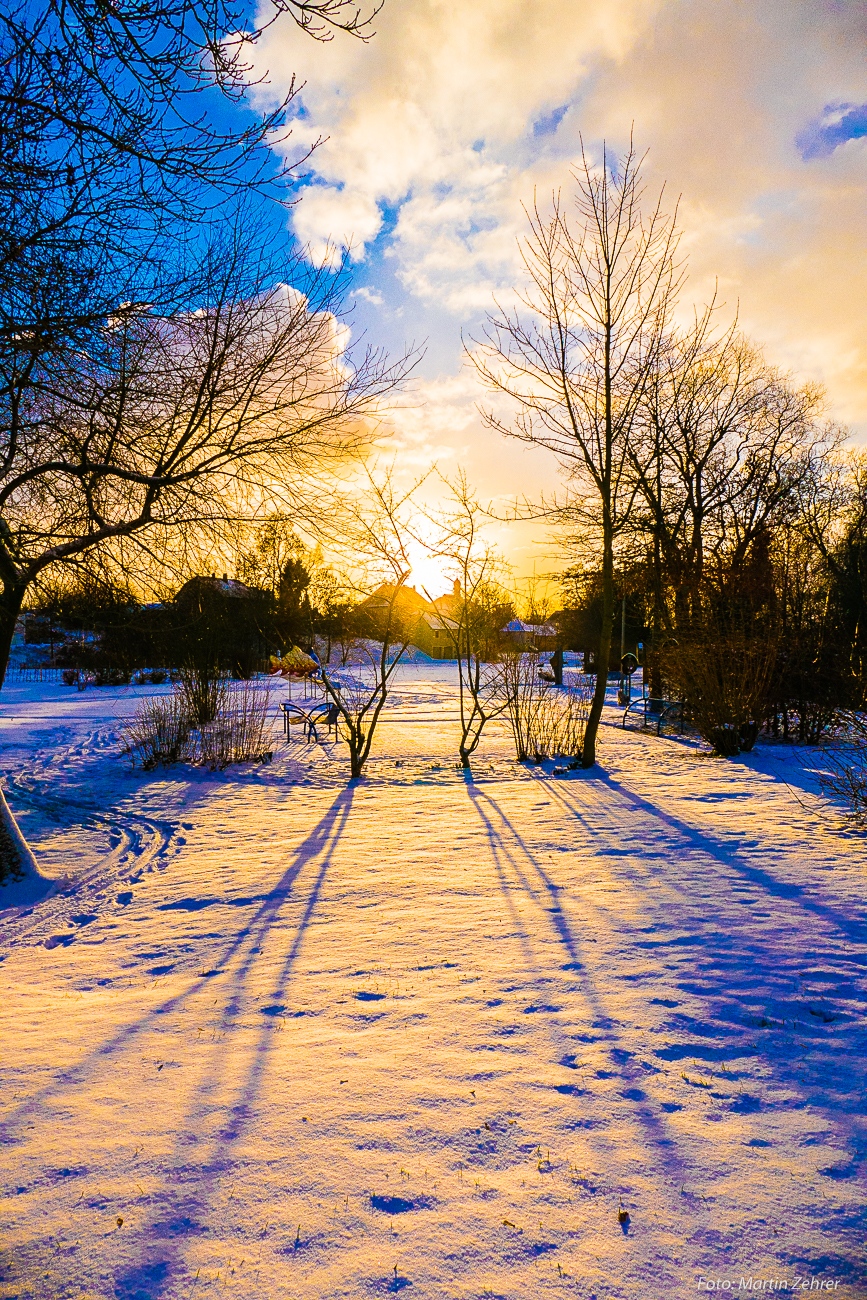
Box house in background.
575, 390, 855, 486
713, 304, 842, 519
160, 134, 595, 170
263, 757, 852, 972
353, 582, 460, 659
414, 608, 460, 659
418, 579, 463, 658
171, 573, 270, 677
174, 574, 261, 611
355, 581, 561, 660
501, 617, 558, 652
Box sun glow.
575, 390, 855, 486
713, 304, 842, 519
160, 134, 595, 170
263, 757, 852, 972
404, 538, 452, 602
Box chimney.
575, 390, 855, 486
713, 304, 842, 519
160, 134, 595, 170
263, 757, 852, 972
453, 578, 461, 597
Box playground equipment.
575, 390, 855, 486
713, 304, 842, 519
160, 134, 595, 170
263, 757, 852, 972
617, 651, 638, 706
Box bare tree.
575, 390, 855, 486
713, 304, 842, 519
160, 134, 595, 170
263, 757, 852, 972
317, 468, 418, 780
0, 234, 411, 879
471, 139, 682, 766
0, 0, 397, 889
0, 0, 379, 225
235, 514, 305, 591
0, 0, 385, 635
0, 0, 383, 397
630, 308, 830, 636
422, 473, 512, 769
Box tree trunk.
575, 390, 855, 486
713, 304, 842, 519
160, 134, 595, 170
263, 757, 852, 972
0, 785, 44, 887
347, 724, 365, 780
582, 529, 615, 767
0, 582, 55, 891
650, 508, 665, 697
0, 583, 25, 688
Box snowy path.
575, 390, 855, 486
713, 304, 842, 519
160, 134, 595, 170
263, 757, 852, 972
1, 668, 866, 1299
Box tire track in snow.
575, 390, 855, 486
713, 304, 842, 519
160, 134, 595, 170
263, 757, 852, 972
1, 747, 180, 952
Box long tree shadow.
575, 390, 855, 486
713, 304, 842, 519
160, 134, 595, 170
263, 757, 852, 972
111, 786, 356, 1299
566, 766, 867, 945
464, 770, 867, 1276
0, 789, 355, 1142
540, 766, 867, 1001
532, 770, 867, 1161
463, 779, 693, 1192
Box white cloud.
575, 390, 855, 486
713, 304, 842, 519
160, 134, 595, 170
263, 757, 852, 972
256, 0, 664, 289
252, 0, 867, 478
350, 286, 385, 306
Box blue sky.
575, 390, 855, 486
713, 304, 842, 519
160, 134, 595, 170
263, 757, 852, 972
799, 103, 867, 159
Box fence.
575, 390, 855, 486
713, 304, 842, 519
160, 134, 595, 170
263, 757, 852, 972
3, 666, 65, 684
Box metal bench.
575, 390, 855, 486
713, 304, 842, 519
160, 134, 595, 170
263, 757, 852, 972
281, 699, 339, 743
622, 695, 684, 736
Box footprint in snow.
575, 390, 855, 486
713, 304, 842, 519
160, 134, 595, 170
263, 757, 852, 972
44, 933, 75, 949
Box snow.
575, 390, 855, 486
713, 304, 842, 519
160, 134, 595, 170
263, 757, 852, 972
0, 666, 866, 1298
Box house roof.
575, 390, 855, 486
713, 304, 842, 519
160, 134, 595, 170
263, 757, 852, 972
502, 618, 558, 636
428, 593, 462, 617
420, 611, 458, 632
356, 583, 431, 615
356, 583, 462, 622
176, 576, 259, 601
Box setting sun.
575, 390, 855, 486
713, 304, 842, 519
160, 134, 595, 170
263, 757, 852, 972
404, 538, 452, 602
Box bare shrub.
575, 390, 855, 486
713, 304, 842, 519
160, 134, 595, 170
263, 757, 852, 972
497, 655, 537, 761
123, 695, 192, 770
820, 751, 867, 824
497, 655, 591, 761
539, 688, 593, 760
194, 681, 275, 769
123, 681, 273, 770
665, 633, 777, 757
818, 713, 867, 825
422, 471, 514, 768
177, 660, 228, 726
317, 467, 418, 780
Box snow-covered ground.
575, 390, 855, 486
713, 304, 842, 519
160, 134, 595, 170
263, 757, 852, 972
1, 666, 866, 1299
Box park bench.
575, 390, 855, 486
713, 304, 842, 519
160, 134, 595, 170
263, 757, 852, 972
281, 699, 339, 743
622, 695, 684, 736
